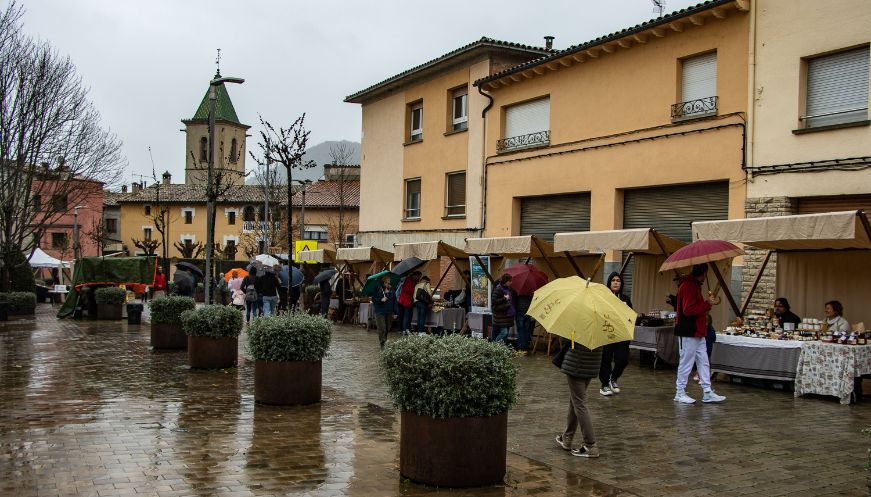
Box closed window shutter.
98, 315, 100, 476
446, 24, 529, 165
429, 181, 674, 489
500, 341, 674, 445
446, 173, 465, 216
505, 98, 550, 138
807, 46, 869, 128
682, 52, 717, 102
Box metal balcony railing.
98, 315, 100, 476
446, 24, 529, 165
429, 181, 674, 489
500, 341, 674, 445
242, 221, 282, 233
671, 96, 718, 121
497, 130, 550, 153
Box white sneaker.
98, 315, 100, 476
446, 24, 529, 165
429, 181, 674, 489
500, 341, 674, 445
702, 390, 726, 403
554, 434, 571, 451
674, 392, 696, 404
599, 386, 613, 397
609, 379, 620, 394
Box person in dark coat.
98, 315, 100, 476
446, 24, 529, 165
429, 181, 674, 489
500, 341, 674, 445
173, 268, 194, 297
774, 297, 801, 329
372, 274, 396, 350
555, 342, 602, 458
599, 272, 633, 396
319, 277, 332, 318
241, 271, 258, 322
514, 290, 533, 353
674, 263, 726, 404
490, 274, 515, 344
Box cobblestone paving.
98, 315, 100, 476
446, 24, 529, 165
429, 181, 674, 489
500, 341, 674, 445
1, 306, 869, 496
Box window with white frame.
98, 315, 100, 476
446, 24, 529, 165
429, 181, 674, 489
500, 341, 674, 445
678, 51, 718, 118
409, 102, 423, 142
501, 97, 550, 152
804, 46, 869, 128
451, 87, 468, 132
405, 178, 421, 219
445, 172, 466, 217
303, 225, 329, 242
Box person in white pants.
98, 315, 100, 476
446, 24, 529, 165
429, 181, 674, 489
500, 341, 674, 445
673, 263, 726, 404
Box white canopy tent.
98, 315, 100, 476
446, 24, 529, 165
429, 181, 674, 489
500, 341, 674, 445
693, 210, 871, 325
27, 248, 71, 268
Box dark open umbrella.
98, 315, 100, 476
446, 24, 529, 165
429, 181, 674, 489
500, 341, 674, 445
313, 268, 337, 284
392, 256, 425, 276
505, 264, 549, 296
290, 267, 304, 287
175, 261, 204, 278
362, 270, 401, 296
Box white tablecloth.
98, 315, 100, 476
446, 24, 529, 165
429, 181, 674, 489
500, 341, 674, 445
711, 335, 803, 382
715, 334, 805, 349
358, 302, 373, 324
412, 307, 466, 330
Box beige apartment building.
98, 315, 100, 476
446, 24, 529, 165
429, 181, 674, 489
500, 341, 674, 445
740, 0, 871, 310
346, 38, 551, 251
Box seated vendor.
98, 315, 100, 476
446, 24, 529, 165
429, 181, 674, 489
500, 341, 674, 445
773, 297, 801, 328
824, 300, 850, 334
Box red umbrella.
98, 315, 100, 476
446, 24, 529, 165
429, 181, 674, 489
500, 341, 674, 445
659, 240, 744, 272
505, 264, 549, 296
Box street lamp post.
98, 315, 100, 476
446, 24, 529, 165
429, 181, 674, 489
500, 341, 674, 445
72, 205, 86, 262
204, 74, 244, 305
294, 179, 312, 245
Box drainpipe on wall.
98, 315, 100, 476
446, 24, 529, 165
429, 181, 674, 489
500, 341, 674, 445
745, 0, 758, 182
477, 84, 495, 234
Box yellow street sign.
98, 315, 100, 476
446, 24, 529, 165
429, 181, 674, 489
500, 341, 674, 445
295, 240, 318, 264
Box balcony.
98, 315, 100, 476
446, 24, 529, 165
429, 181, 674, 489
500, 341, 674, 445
671, 96, 718, 121
496, 130, 550, 153
242, 221, 282, 233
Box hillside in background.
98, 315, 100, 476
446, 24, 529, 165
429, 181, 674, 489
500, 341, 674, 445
246, 140, 360, 184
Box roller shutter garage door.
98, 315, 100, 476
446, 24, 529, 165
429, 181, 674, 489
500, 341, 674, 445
621, 181, 729, 295
797, 194, 871, 220
520, 193, 591, 242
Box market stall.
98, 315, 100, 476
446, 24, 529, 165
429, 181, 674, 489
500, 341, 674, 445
693, 210, 871, 403
394, 241, 469, 330
297, 248, 336, 265
335, 246, 393, 288
56, 256, 157, 319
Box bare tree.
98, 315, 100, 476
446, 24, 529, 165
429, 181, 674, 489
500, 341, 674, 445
250, 114, 315, 304
0, 2, 125, 290
173, 240, 204, 259
328, 143, 356, 247
83, 218, 110, 257
253, 160, 285, 254
132, 237, 159, 257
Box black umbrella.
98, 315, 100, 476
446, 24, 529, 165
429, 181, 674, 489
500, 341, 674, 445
175, 261, 204, 277
312, 268, 337, 284
392, 256, 425, 276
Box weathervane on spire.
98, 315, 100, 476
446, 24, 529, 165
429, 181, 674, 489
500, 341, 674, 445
215, 48, 222, 77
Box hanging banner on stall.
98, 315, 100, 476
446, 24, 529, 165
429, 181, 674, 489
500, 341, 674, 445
471, 256, 491, 314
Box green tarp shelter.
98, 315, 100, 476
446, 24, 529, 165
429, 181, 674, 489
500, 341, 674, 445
57, 256, 157, 318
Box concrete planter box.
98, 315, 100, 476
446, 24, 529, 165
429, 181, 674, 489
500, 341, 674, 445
151, 323, 187, 350
254, 360, 322, 405
96, 303, 123, 320
188, 335, 238, 369
400, 410, 507, 487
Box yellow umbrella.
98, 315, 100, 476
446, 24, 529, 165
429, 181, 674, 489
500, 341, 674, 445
528, 276, 637, 350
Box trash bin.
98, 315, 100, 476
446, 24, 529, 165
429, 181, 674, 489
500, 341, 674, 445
0, 301, 7, 321
127, 303, 144, 325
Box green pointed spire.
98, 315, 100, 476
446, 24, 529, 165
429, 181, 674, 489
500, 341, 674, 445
191, 78, 242, 124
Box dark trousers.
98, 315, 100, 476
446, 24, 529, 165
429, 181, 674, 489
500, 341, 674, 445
278, 287, 288, 313
414, 302, 429, 332
599, 340, 630, 386
398, 305, 413, 332
563, 376, 596, 446
515, 315, 532, 350
376, 313, 391, 349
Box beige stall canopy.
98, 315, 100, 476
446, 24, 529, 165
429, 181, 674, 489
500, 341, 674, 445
336, 246, 394, 264
393, 241, 468, 261
692, 211, 871, 250
297, 249, 336, 264
465, 236, 558, 258
554, 228, 685, 255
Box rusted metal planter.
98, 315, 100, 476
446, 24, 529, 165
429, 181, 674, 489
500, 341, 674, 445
151, 323, 187, 349
254, 360, 322, 405
96, 303, 123, 320
400, 410, 507, 487
188, 335, 238, 369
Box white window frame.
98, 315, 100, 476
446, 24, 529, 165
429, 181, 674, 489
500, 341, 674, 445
678, 51, 718, 119
445, 171, 466, 218
803, 45, 870, 129
409, 102, 423, 142
405, 178, 421, 220
303, 225, 329, 242
451, 87, 468, 132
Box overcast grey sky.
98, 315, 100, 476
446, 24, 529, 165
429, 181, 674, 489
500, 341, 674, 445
18, 0, 700, 187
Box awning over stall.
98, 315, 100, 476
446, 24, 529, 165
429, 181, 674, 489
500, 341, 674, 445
27, 248, 71, 268
393, 241, 468, 261
464, 235, 600, 280
692, 210, 871, 250
336, 246, 394, 265
554, 228, 686, 255
297, 249, 336, 264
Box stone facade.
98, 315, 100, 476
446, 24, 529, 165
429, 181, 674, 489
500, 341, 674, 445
741, 197, 796, 316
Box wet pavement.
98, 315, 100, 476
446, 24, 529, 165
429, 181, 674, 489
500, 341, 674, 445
1, 305, 869, 497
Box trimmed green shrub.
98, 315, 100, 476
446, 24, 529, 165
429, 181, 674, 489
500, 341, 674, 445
9, 251, 35, 293
149, 296, 196, 326
181, 304, 243, 338
0, 291, 37, 313
380, 335, 518, 419
246, 312, 332, 362
94, 287, 126, 304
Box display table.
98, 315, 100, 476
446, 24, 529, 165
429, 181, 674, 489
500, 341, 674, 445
630, 326, 678, 366
412, 307, 466, 331
358, 302, 374, 326
795, 341, 871, 405
710, 334, 802, 382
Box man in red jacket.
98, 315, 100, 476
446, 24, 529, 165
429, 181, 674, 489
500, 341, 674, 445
674, 263, 726, 404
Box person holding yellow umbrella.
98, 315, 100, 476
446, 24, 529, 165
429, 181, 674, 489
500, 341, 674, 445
529, 276, 637, 458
